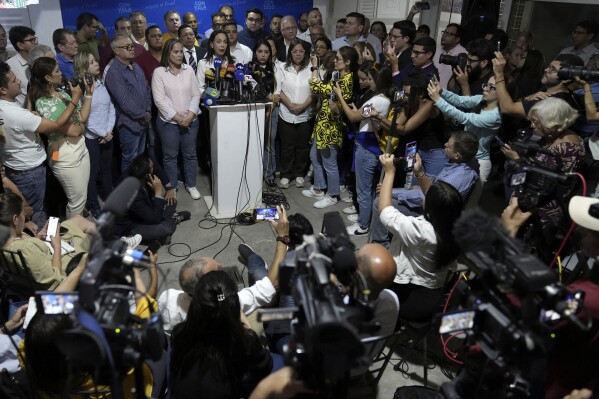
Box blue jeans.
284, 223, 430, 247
156, 119, 199, 189
370, 196, 421, 246
85, 137, 113, 218
418, 148, 447, 177
264, 106, 279, 180
310, 141, 340, 196
247, 253, 268, 286
5, 163, 46, 227
354, 143, 379, 227
119, 125, 147, 173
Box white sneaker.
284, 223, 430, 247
302, 186, 325, 198
279, 178, 290, 189
313, 195, 337, 209
295, 176, 305, 188
121, 234, 142, 249
340, 185, 347, 194
186, 186, 201, 200
341, 196, 354, 203
347, 214, 358, 223
346, 223, 369, 236
343, 205, 357, 214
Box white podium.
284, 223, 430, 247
204, 103, 266, 218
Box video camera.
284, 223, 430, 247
258, 212, 378, 397
505, 140, 578, 212
41, 177, 165, 397
435, 210, 591, 399
439, 53, 468, 71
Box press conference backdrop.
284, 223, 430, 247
60, 0, 313, 37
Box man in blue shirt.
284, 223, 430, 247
237, 8, 268, 50
369, 131, 480, 247
53, 29, 78, 79
105, 33, 152, 173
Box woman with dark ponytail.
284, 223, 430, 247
170, 270, 271, 399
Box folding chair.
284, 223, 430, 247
361, 330, 402, 383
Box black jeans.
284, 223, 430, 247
130, 203, 177, 242
277, 117, 312, 180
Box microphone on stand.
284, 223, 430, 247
204, 68, 220, 106
235, 69, 245, 102
213, 58, 222, 91
222, 64, 236, 99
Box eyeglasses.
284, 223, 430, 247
22, 37, 38, 44
482, 83, 496, 91
315, 45, 328, 50
247, 17, 262, 24
388, 33, 403, 40
572, 30, 589, 36
291, 50, 305, 55
441, 30, 458, 37
281, 26, 297, 32
116, 44, 135, 51
412, 50, 428, 56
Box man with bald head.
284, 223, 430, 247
357, 243, 399, 336
158, 246, 285, 335
297, 8, 322, 42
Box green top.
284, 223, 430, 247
76, 37, 102, 63
35, 90, 81, 142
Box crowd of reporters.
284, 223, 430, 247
0, 2, 599, 398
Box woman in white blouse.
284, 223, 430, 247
275, 38, 314, 189
152, 38, 201, 200
196, 30, 236, 98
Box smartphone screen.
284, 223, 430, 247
253, 208, 279, 221
540, 291, 585, 324
415, 1, 431, 10
35, 291, 79, 315
46, 216, 59, 242
439, 310, 476, 334
405, 141, 417, 170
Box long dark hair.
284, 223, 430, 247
404, 70, 430, 118
171, 270, 250, 384
205, 30, 234, 64
0, 192, 22, 227
30, 56, 57, 105
284, 38, 310, 70
374, 66, 393, 99
338, 46, 359, 96
424, 181, 463, 269
252, 39, 273, 71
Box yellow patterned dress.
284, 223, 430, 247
309, 72, 353, 149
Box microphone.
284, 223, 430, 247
330, 70, 339, 102
223, 64, 236, 98
213, 57, 222, 89
235, 69, 245, 102
96, 176, 141, 237
235, 62, 244, 71
205, 68, 216, 87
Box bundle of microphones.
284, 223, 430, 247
203, 58, 273, 106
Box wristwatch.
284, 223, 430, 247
310, 66, 318, 72
276, 235, 290, 245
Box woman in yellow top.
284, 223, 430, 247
303, 46, 358, 209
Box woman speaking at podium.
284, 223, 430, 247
197, 30, 236, 98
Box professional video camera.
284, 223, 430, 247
558, 66, 599, 81
439, 53, 468, 71
42, 177, 164, 398
259, 212, 378, 398
431, 210, 591, 399
504, 140, 578, 212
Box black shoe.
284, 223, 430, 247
172, 211, 191, 224
238, 243, 256, 264
266, 179, 276, 188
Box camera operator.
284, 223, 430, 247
500, 98, 584, 262
492, 52, 584, 121
378, 153, 464, 327
447, 38, 494, 96
576, 57, 599, 125
433, 23, 467, 89
501, 195, 599, 399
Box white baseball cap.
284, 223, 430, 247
569, 195, 599, 231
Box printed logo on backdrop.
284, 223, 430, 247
118, 3, 131, 14
194, 1, 207, 11
263, 0, 274, 11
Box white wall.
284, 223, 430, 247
29, 0, 63, 48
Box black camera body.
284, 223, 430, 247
558, 66, 599, 81
439, 53, 468, 71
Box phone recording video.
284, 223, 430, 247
405, 141, 418, 171
253, 208, 279, 221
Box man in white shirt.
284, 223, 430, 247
130, 11, 148, 49
434, 23, 467, 89
178, 24, 206, 74
0, 62, 82, 226
557, 20, 599, 65
224, 20, 252, 64
6, 26, 36, 108
158, 240, 286, 335
297, 8, 322, 42
332, 12, 382, 63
